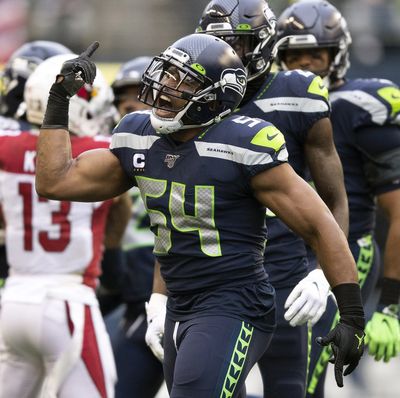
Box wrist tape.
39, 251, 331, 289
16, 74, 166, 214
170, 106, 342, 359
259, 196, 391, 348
379, 277, 400, 306
332, 283, 365, 329
41, 82, 70, 130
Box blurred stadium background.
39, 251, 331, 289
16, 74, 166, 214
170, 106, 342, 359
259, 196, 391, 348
2, 0, 400, 83
1, 0, 399, 397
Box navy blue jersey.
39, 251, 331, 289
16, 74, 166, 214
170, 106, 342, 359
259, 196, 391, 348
239, 70, 330, 287
329, 78, 400, 241
110, 111, 287, 329
110, 111, 287, 292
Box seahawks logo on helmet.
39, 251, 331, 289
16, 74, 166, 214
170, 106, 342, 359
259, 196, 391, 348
220, 68, 247, 96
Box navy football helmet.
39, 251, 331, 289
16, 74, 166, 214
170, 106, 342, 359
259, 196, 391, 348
196, 0, 278, 81
139, 33, 246, 134
276, 0, 352, 83
112, 56, 152, 103
0, 40, 71, 118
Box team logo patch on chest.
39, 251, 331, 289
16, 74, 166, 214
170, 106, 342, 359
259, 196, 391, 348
164, 154, 180, 168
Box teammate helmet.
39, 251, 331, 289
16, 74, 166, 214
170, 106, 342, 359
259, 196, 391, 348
112, 56, 152, 110
196, 0, 277, 81
0, 41, 72, 118
25, 54, 116, 137
112, 56, 153, 91
276, 0, 352, 81
139, 33, 247, 134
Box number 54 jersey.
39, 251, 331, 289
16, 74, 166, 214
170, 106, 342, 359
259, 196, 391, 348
111, 111, 288, 295
0, 128, 113, 287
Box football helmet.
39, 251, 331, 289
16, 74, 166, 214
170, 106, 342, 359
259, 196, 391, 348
276, 0, 352, 83
139, 33, 246, 134
112, 56, 153, 92
0, 41, 72, 118
196, 0, 278, 81
25, 54, 116, 137
112, 56, 152, 113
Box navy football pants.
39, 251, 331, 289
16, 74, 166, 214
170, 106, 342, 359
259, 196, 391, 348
163, 315, 273, 398
258, 285, 309, 398
105, 308, 164, 398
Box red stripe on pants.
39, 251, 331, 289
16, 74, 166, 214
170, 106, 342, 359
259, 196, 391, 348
81, 305, 107, 398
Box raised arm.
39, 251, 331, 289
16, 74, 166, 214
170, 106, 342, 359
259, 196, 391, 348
36, 131, 131, 202
35, 42, 132, 202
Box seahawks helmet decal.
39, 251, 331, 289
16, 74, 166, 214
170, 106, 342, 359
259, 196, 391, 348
221, 68, 246, 96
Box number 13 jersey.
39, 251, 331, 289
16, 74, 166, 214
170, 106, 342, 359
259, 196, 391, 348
0, 129, 112, 287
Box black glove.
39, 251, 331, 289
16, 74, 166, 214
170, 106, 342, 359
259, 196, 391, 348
56, 41, 99, 97
42, 41, 99, 130
317, 283, 365, 388
317, 321, 365, 387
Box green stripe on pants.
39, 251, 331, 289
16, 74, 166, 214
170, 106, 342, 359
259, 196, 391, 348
307, 235, 373, 395
219, 322, 254, 398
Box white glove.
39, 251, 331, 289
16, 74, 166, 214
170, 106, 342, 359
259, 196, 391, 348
284, 269, 330, 327
145, 293, 167, 362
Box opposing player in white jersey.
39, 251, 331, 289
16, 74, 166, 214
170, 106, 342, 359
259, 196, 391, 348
0, 53, 130, 398
0, 40, 73, 296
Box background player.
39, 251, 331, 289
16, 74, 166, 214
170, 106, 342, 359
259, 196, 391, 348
275, 0, 400, 396
195, 1, 347, 396
35, 35, 364, 397
0, 53, 130, 398
0, 40, 72, 296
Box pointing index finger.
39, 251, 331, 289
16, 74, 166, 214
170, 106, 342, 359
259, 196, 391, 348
80, 41, 99, 58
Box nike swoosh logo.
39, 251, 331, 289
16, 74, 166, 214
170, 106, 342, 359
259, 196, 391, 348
391, 94, 400, 100
355, 333, 364, 350
267, 133, 279, 140
318, 83, 326, 90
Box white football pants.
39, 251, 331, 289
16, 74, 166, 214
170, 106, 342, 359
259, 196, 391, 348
0, 297, 116, 398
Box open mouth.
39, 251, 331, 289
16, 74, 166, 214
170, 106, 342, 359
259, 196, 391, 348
157, 94, 173, 109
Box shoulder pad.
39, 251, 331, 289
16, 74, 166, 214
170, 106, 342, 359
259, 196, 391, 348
113, 110, 152, 135
277, 70, 329, 101
228, 115, 286, 152
330, 79, 400, 125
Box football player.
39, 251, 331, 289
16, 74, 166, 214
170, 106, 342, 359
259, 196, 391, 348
0, 53, 130, 398
35, 35, 364, 398
195, 0, 348, 396
276, 0, 400, 396
100, 57, 164, 398
0, 40, 72, 297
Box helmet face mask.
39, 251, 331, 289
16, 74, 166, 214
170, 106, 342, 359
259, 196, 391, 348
276, 0, 352, 84
138, 34, 247, 134
197, 0, 278, 81
141, 55, 210, 114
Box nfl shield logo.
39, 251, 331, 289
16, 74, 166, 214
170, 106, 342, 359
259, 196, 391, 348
164, 154, 180, 168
